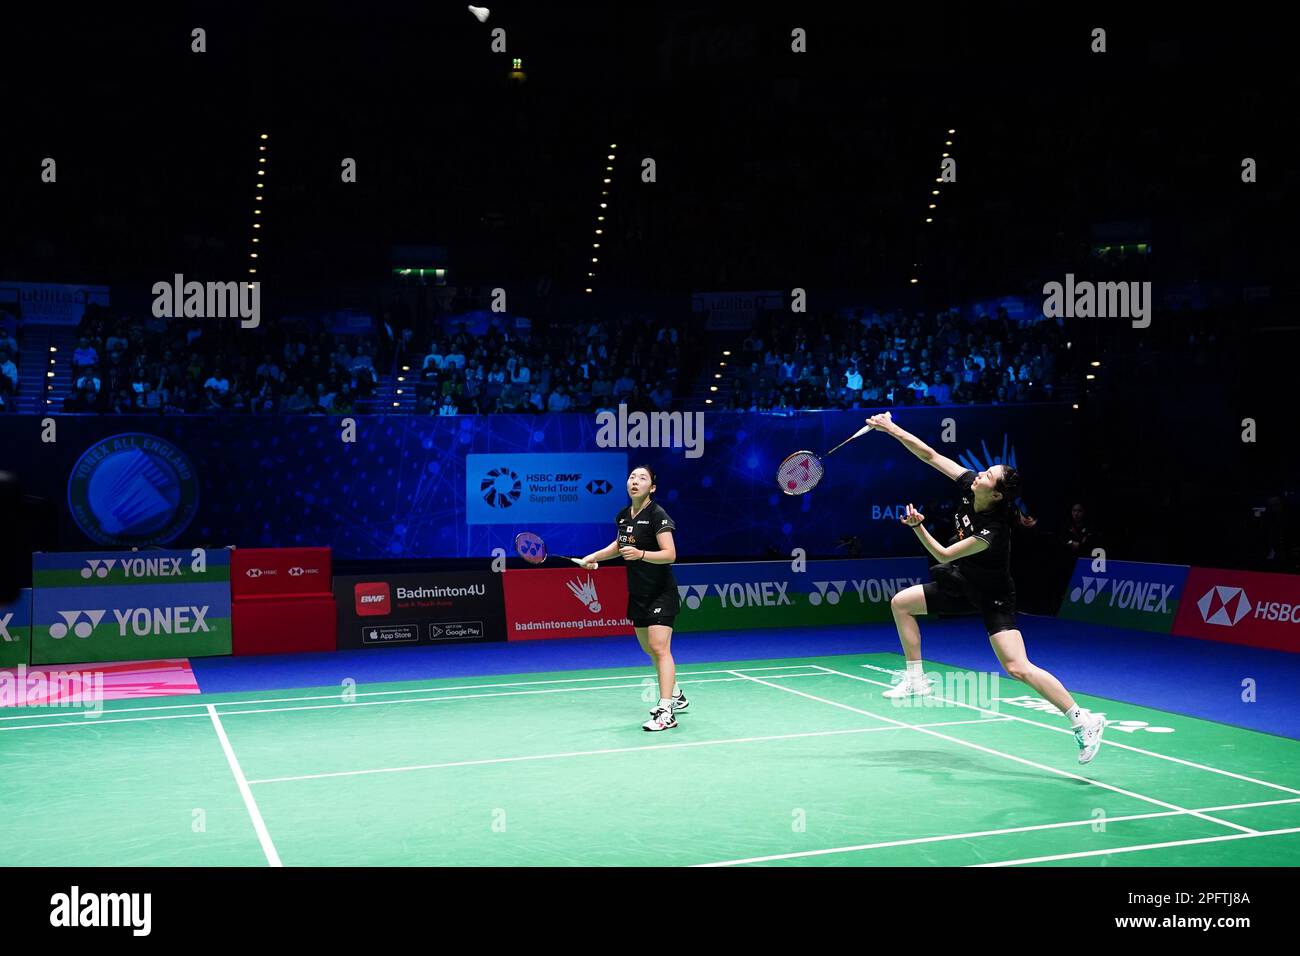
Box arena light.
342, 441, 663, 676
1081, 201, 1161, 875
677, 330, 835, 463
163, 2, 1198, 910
603, 178, 611, 183
948, 128, 955, 134
910, 278, 919, 284
606, 166, 613, 171
592, 257, 598, 263
1090, 360, 1101, 367
50, 346, 57, 352
593, 243, 600, 248
929, 204, 936, 209
710, 386, 718, 392
942, 153, 949, 158
1066, 341, 1072, 348
609, 143, 617, 149
595, 229, 602, 234
925, 218, 933, 223
392, 402, 400, 407
719, 362, 726, 367
932, 190, 939, 195
714, 373, 722, 379
585, 288, 593, 293
252, 238, 259, 243
253, 223, 261, 229
597, 216, 604, 221
46, 371, 54, 378
257, 171, 265, 176
1072, 403, 1079, 409
397, 376, 405, 382
607, 154, 614, 160
600, 203, 607, 208
945, 140, 952, 146
260, 133, 268, 140
722, 350, 731, 356
396, 389, 403, 395
705, 399, 713, 404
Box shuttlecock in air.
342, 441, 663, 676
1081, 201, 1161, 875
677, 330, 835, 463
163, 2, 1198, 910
468, 5, 490, 22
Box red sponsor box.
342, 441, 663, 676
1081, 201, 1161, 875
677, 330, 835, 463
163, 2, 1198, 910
503, 566, 633, 641
353, 581, 391, 616
1171, 567, 1300, 652
230, 547, 332, 599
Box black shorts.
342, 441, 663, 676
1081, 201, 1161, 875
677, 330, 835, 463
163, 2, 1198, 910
922, 566, 1017, 636
628, 587, 679, 629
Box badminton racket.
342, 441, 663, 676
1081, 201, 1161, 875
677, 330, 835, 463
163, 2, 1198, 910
514, 531, 596, 567
776, 412, 891, 496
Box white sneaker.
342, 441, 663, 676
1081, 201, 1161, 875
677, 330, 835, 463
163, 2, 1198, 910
882, 676, 934, 699
1075, 714, 1105, 764
642, 706, 678, 732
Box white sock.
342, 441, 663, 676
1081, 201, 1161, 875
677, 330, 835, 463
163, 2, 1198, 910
658, 697, 673, 711
1066, 705, 1084, 727
906, 659, 924, 681
672, 684, 681, 697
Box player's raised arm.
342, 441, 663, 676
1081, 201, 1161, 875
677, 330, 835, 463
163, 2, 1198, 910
865, 414, 967, 480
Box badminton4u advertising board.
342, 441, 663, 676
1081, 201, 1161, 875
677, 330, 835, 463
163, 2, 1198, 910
504, 566, 633, 640
1172, 567, 1300, 652
334, 571, 506, 648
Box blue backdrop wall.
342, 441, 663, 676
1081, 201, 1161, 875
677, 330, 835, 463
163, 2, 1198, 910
1, 406, 1074, 560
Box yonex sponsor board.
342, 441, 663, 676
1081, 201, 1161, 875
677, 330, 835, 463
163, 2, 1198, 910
31, 550, 233, 664
1171, 567, 1300, 653
672, 558, 930, 632
335, 571, 505, 648
0, 589, 33, 668
465, 452, 628, 525
1057, 559, 1189, 634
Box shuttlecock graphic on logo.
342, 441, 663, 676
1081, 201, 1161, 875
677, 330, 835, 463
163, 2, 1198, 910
567, 574, 602, 614
468, 5, 490, 23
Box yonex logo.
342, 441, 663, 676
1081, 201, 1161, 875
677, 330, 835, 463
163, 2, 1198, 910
1070, 577, 1110, 604
586, 479, 613, 495
81, 559, 118, 579
1197, 586, 1252, 627
677, 585, 709, 609
567, 575, 602, 614
481, 467, 522, 508
0, 612, 13, 642
49, 610, 108, 639
519, 539, 543, 559
808, 581, 847, 606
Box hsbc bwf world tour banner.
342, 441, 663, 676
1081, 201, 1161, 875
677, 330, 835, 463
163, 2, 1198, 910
31, 549, 232, 665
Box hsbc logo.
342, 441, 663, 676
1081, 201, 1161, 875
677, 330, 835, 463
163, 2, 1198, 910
1197, 586, 1252, 627
355, 582, 391, 616
809, 581, 847, 606
288, 566, 320, 577
0, 612, 14, 642
586, 479, 613, 495
81, 559, 118, 579
245, 567, 278, 578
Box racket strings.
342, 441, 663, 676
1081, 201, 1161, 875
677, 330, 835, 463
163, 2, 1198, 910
778, 452, 824, 494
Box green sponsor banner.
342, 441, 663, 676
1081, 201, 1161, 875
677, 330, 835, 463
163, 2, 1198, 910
32, 550, 233, 664
1057, 559, 1189, 634
0, 590, 33, 668
672, 558, 930, 633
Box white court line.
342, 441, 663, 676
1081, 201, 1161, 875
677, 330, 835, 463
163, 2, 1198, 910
0, 672, 827, 731
971, 826, 1300, 867
0, 663, 825, 722
207, 705, 281, 867
727, 670, 1258, 836
699, 796, 1300, 866
246, 716, 1012, 786
838, 662, 1300, 797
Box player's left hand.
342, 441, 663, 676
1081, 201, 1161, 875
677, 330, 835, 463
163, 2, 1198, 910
619, 546, 643, 561
900, 503, 925, 527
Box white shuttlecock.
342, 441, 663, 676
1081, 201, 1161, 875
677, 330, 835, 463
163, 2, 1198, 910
468, 5, 490, 22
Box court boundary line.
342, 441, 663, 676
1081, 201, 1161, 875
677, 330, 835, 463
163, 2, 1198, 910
0, 671, 828, 731
697, 796, 1300, 866
0, 664, 827, 722
970, 825, 1300, 867
245, 717, 1014, 785
726, 670, 1258, 835
825, 662, 1300, 797
207, 705, 281, 867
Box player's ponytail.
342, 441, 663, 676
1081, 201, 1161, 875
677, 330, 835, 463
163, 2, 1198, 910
996, 466, 1033, 527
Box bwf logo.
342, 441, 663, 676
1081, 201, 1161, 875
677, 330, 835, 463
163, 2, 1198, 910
1198, 586, 1252, 627
566, 575, 602, 613
354, 582, 391, 616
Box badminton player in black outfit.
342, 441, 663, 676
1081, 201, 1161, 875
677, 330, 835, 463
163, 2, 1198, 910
580, 465, 687, 731
865, 414, 1106, 764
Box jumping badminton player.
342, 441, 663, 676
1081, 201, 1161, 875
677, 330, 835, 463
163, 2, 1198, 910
579, 465, 686, 731
864, 413, 1106, 764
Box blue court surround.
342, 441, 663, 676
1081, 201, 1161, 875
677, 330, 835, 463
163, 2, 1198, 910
190, 616, 1300, 741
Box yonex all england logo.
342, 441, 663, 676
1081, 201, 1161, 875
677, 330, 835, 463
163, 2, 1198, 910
49, 610, 108, 639
567, 575, 602, 613
67, 433, 199, 548
81, 559, 117, 579
481, 467, 522, 508
808, 581, 847, 606
1197, 586, 1252, 627
677, 585, 709, 609
585, 479, 613, 495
